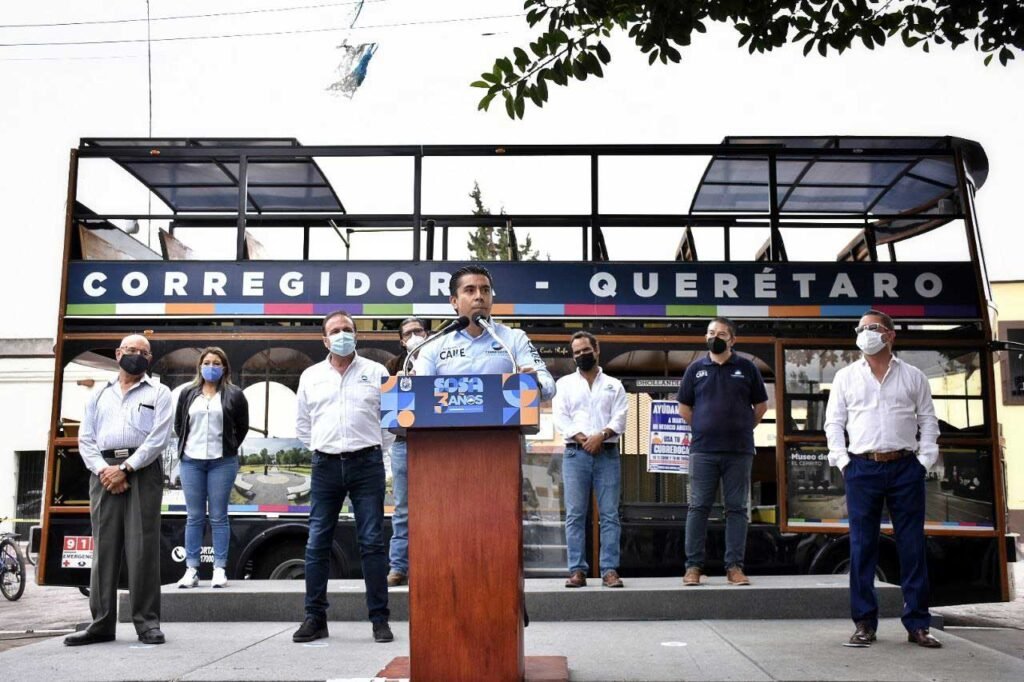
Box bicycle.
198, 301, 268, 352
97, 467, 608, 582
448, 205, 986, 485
0, 519, 27, 601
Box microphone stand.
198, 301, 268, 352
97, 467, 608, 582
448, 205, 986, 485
402, 316, 470, 375
472, 313, 520, 373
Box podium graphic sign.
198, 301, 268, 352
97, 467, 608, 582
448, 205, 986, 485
381, 373, 540, 433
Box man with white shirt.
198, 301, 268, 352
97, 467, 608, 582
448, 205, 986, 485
293, 310, 395, 645
825, 310, 942, 649
553, 331, 628, 588
65, 334, 172, 647
413, 265, 555, 401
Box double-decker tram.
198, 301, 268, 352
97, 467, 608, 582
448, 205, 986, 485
36, 137, 1011, 603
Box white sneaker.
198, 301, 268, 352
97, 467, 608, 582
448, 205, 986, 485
177, 567, 199, 589
211, 567, 228, 588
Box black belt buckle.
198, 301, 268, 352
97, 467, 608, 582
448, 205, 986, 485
113, 448, 131, 459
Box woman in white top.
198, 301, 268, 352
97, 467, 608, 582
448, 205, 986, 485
173, 347, 249, 588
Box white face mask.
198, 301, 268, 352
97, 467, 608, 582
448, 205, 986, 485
405, 334, 426, 352
856, 329, 886, 356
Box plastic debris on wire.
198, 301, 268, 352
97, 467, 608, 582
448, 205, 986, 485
326, 40, 378, 98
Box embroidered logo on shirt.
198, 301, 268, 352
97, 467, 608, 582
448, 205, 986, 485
732, 369, 744, 378
696, 370, 708, 379
439, 347, 467, 360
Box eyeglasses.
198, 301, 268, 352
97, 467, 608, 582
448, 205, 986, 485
119, 346, 152, 357
854, 323, 890, 334
400, 328, 426, 339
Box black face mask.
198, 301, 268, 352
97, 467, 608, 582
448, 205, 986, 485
707, 337, 728, 354
574, 352, 597, 372
119, 353, 150, 376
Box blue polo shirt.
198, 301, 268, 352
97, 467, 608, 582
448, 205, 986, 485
676, 352, 768, 455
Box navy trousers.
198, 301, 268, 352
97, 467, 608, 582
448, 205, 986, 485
844, 455, 931, 632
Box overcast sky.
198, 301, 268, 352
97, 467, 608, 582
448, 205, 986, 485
2, 0, 1022, 340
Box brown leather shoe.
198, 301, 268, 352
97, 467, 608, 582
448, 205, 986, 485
564, 570, 587, 588
844, 621, 876, 647
726, 566, 750, 585
386, 571, 407, 587
907, 628, 942, 648
683, 567, 702, 586
601, 570, 624, 588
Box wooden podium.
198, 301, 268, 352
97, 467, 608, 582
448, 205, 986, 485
380, 373, 564, 682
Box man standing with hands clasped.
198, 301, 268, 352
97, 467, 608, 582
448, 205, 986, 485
677, 317, 768, 587
553, 331, 628, 589
825, 310, 942, 649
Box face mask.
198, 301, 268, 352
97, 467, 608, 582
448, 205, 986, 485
405, 334, 426, 352
328, 331, 357, 357
574, 352, 597, 372
856, 330, 887, 356
707, 337, 728, 354
201, 365, 224, 382
119, 353, 149, 376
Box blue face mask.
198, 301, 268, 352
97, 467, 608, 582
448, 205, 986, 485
201, 365, 224, 382
328, 331, 357, 357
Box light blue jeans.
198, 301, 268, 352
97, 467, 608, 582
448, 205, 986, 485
180, 455, 239, 569
562, 443, 621, 575
388, 438, 409, 575
685, 451, 752, 570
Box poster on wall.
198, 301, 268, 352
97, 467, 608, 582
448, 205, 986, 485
647, 400, 691, 474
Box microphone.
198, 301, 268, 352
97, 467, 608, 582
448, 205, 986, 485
402, 315, 470, 375
472, 313, 520, 373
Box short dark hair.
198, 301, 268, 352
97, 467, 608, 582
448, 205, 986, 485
449, 265, 493, 296
709, 316, 736, 337
862, 309, 895, 330
399, 316, 427, 338
570, 330, 599, 351
321, 310, 355, 336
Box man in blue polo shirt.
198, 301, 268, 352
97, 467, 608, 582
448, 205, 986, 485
677, 317, 768, 586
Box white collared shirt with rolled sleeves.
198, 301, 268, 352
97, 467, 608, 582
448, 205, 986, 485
296, 354, 395, 455
553, 368, 628, 444
412, 321, 556, 401
78, 375, 174, 476
824, 356, 940, 472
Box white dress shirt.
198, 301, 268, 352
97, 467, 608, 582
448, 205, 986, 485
824, 356, 940, 471
296, 353, 395, 454
553, 368, 628, 444
78, 375, 174, 475
412, 321, 556, 400
183, 392, 224, 460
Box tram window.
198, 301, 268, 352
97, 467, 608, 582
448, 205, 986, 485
998, 323, 1024, 406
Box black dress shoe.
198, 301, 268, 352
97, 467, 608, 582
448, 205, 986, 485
64, 630, 115, 646
907, 628, 942, 648
844, 621, 876, 647
373, 621, 394, 643
293, 617, 328, 643
138, 628, 166, 645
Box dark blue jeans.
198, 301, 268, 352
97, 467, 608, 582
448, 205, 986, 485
305, 448, 389, 624
685, 452, 752, 570
845, 454, 930, 632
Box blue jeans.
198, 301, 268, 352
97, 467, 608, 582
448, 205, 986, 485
562, 443, 622, 575
845, 455, 930, 632
180, 455, 239, 569
305, 449, 389, 624
685, 451, 752, 570
388, 439, 409, 575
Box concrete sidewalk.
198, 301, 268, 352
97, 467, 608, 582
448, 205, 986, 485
1, 618, 1023, 681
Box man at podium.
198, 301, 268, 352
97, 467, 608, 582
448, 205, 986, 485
412, 265, 555, 400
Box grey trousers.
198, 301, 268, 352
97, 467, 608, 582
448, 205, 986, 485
87, 460, 164, 636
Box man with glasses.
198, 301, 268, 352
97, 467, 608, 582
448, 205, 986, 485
825, 310, 942, 649
385, 317, 428, 587
65, 334, 173, 647
677, 317, 768, 587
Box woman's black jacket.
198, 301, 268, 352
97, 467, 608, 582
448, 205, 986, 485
174, 383, 249, 458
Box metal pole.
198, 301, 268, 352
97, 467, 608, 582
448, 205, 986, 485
236, 155, 248, 260
413, 153, 422, 262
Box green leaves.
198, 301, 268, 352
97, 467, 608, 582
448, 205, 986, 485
476, 1, 1021, 119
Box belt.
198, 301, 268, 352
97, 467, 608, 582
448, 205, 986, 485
850, 449, 916, 463
101, 448, 137, 459
316, 445, 379, 460
566, 442, 619, 450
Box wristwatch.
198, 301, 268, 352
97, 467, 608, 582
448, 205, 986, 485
118, 463, 129, 473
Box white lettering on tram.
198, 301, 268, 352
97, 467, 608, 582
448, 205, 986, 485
430, 272, 450, 297
675, 273, 698, 298
165, 272, 187, 296
387, 272, 414, 297
242, 272, 264, 296
873, 273, 898, 298
915, 272, 942, 298
590, 272, 616, 297
828, 273, 857, 298
792, 273, 815, 298
83, 272, 107, 297
122, 272, 148, 297
347, 272, 370, 296
754, 269, 777, 298
634, 272, 658, 298
203, 272, 227, 297
280, 272, 303, 297
714, 273, 738, 299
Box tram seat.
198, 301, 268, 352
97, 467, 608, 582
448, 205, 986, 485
158, 229, 195, 260
837, 230, 873, 262
754, 233, 788, 262
78, 223, 161, 261
674, 226, 698, 261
